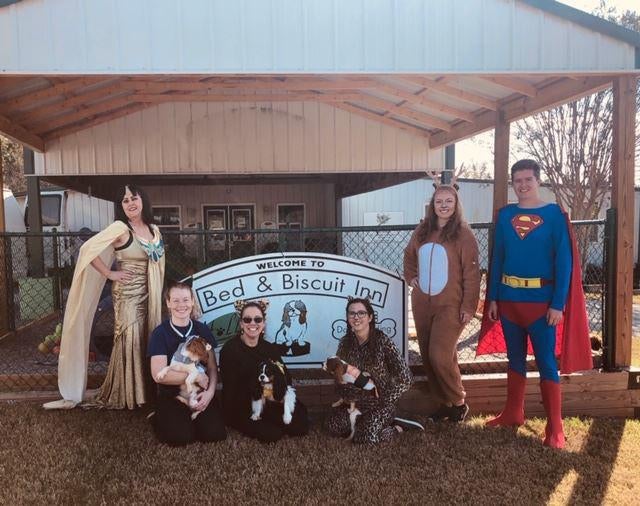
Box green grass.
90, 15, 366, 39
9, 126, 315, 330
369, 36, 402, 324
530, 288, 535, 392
1, 403, 639, 505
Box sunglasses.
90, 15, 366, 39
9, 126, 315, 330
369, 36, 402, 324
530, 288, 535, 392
242, 316, 264, 324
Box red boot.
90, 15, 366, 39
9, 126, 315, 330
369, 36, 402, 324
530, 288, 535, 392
540, 380, 565, 449
486, 369, 526, 427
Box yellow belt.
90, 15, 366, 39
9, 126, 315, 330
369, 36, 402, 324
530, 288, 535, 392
501, 274, 550, 289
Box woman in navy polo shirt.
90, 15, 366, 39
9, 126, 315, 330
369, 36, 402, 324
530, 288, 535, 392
147, 280, 226, 445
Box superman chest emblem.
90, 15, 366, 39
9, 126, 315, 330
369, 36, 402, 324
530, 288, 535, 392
511, 214, 544, 239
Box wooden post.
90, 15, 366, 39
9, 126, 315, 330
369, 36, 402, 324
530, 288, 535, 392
493, 109, 510, 214
0, 137, 5, 232
443, 144, 455, 184
24, 148, 45, 277
611, 76, 636, 369
0, 136, 9, 335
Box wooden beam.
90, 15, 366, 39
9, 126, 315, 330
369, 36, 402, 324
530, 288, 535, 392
493, 110, 510, 213
42, 102, 152, 141
401, 76, 498, 111
371, 81, 474, 122
354, 94, 451, 131
132, 92, 361, 103
32, 96, 136, 135
121, 78, 375, 92
430, 75, 612, 149
0, 76, 39, 94
14, 80, 126, 125
0, 114, 45, 151
479, 76, 538, 97
611, 76, 636, 369
3, 77, 104, 110
334, 103, 431, 138
0, 137, 4, 231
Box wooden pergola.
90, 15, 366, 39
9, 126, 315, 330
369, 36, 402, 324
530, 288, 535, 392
0, 0, 638, 413
0, 73, 614, 153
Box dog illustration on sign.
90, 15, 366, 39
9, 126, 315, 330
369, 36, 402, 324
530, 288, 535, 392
274, 299, 310, 356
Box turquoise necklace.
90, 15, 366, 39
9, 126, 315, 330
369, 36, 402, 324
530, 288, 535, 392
136, 227, 165, 263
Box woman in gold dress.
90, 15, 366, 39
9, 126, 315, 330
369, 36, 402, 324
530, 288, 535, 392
44, 185, 165, 410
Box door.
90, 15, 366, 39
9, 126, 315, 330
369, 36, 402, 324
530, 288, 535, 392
203, 205, 255, 263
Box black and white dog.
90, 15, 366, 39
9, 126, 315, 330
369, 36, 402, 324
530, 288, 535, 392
251, 359, 297, 425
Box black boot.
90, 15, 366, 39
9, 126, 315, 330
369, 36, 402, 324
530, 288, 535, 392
426, 404, 451, 423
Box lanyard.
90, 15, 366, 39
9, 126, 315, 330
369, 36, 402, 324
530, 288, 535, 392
170, 319, 193, 341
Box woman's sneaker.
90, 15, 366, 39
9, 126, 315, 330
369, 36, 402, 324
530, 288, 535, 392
393, 416, 425, 432
448, 403, 470, 423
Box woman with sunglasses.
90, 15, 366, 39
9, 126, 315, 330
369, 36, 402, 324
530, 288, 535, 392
325, 297, 414, 444
147, 281, 226, 445
219, 300, 309, 443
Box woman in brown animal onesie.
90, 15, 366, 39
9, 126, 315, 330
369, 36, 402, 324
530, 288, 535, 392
403, 184, 480, 422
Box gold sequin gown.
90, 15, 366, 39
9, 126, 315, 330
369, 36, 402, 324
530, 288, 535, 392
91, 234, 159, 409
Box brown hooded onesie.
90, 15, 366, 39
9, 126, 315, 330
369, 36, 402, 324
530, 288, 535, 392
403, 223, 480, 406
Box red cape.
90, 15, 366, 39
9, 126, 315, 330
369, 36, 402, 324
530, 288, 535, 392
477, 210, 593, 374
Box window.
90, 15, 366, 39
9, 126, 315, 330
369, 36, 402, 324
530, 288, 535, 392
277, 204, 304, 251
152, 206, 181, 231
277, 204, 305, 229
231, 208, 252, 241
41, 194, 62, 226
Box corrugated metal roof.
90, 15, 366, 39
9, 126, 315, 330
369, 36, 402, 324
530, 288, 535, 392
0, 0, 637, 74
522, 1, 640, 51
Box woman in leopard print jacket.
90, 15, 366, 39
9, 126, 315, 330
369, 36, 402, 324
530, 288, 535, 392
325, 297, 412, 444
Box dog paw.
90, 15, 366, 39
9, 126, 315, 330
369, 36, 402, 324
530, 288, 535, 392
250, 414, 261, 421
283, 412, 293, 425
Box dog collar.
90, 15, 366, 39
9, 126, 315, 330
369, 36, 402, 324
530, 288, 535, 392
354, 372, 370, 389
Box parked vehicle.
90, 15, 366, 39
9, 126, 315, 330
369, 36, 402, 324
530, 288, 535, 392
3, 187, 28, 280
2, 186, 26, 233
21, 189, 114, 234
19, 189, 114, 269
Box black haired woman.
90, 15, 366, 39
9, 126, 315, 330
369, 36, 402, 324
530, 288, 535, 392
219, 300, 309, 443
45, 185, 165, 410
325, 298, 414, 444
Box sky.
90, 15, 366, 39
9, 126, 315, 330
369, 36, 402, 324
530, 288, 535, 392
561, 0, 639, 13
455, 0, 639, 176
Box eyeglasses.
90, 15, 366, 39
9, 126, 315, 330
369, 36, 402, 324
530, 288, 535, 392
242, 316, 264, 324
347, 311, 369, 319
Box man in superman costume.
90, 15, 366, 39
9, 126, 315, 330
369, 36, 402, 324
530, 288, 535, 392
477, 159, 592, 449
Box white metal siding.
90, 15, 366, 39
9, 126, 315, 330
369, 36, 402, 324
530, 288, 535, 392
341, 180, 640, 264
65, 192, 114, 232
37, 101, 441, 175
1, 0, 635, 73
340, 179, 616, 226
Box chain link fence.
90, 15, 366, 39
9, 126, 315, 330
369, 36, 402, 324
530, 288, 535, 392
0, 220, 605, 392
